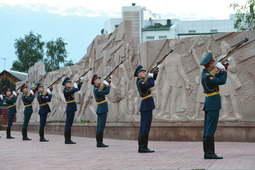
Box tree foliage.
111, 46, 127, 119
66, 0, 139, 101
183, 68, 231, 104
230, 0, 255, 31
12, 31, 44, 72
12, 31, 74, 73
44, 38, 73, 72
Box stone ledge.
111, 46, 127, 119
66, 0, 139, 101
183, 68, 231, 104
8, 121, 255, 142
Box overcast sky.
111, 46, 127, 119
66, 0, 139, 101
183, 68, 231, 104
0, 0, 246, 72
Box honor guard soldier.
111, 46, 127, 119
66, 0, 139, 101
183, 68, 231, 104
200, 52, 227, 159
91, 74, 111, 147
21, 84, 35, 141
36, 83, 52, 142
62, 77, 82, 144
134, 65, 158, 153
4, 88, 18, 139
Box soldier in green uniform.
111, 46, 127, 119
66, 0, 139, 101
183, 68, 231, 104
200, 52, 227, 159
4, 88, 18, 139
21, 84, 35, 141
36, 83, 52, 142
91, 74, 111, 147
134, 65, 158, 153
62, 77, 82, 144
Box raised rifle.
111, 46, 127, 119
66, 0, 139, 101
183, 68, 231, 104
26, 73, 48, 97
74, 67, 92, 84
43, 74, 66, 96
210, 33, 255, 76
8, 80, 29, 99
144, 49, 175, 82
99, 58, 128, 91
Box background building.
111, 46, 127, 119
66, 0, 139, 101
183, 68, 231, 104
0, 70, 27, 93
103, 4, 237, 42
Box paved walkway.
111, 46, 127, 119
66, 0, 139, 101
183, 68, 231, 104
0, 131, 255, 170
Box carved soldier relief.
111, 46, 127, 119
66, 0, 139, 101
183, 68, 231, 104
14, 21, 255, 122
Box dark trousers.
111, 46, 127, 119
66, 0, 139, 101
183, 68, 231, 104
139, 110, 152, 134
203, 110, 219, 136
22, 112, 32, 129
65, 111, 75, 130
96, 113, 107, 132
39, 112, 48, 129
7, 112, 16, 128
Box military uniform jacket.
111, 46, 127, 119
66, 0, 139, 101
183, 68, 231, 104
5, 96, 17, 114
63, 84, 81, 113
22, 93, 34, 114
136, 73, 158, 112
37, 92, 52, 115
201, 69, 227, 111
93, 85, 110, 114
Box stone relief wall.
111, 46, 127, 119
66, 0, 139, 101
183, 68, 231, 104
15, 20, 255, 123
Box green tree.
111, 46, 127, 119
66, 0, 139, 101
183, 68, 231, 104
12, 31, 44, 72
230, 0, 255, 31
44, 38, 73, 72
12, 32, 74, 73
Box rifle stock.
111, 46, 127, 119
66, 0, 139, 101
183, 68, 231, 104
43, 74, 65, 96
75, 68, 92, 84
26, 73, 48, 97
144, 49, 174, 82
8, 80, 29, 99
209, 36, 250, 76
98, 59, 126, 91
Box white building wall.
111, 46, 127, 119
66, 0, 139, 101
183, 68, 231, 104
103, 5, 237, 43
142, 30, 172, 42
177, 20, 236, 34
103, 18, 122, 34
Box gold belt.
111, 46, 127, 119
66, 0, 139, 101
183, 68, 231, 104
205, 91, 220, 97
97, 100, 106, 105
40, 103, 48, 106
8, 105, 15, 108
25, 104, 32, 107
141, 94, 152, 100
66, 100, 75, 103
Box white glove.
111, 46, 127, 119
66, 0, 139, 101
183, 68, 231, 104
148, 73, 153, 78
0, 94, 3, 100
216, 62, 225, 70
47, 88, 52, 95
12, 91, 17, 96
73, 82, 78, 88
103, 80, 109, 86
79, 77, 84, 82
29, 90, 34, 95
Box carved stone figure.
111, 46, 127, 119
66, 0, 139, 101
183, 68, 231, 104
155, 41, 191, 120
13, 21, 255, 123
217, 41, 242, 120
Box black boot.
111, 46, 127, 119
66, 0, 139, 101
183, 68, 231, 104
203, 136, 207, 157
39, 129, 49, 142
96, 131, 108, 147
204, 135, 223, 159
64, 129, 76, 144
138, 133, 142, 152
6, 127, 15, 139
22, 128, 31, 141
138, 133, 154, 153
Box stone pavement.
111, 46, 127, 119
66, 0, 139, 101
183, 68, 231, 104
0, 131, 255, 170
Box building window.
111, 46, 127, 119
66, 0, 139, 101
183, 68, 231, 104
189, 30, 196, 33
159, 36, 167, 39
210, 29, 218, 33
146, 36, 154, 40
